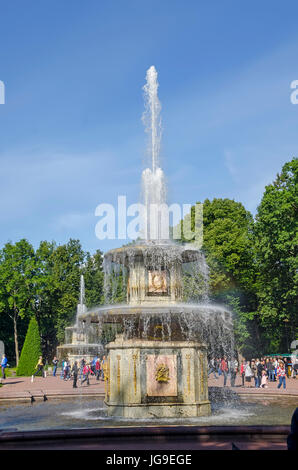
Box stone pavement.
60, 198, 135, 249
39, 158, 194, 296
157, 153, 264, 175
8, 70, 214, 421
0, 373, 105, 402
0, 371, 297, 402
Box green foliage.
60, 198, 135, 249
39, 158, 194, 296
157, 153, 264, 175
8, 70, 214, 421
0, 239, 105, 364
0, 158, 296, 362
254, 157, 298, 351
0, 239, 36, 364
16, 317, 42, 376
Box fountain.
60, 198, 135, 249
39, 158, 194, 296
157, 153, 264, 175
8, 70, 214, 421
57, 275, 103, 363
58, 66, 234, 419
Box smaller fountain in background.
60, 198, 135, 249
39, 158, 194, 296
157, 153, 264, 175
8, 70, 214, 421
57, 274, 103, 363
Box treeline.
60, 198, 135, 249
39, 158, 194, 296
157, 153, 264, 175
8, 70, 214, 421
0, 158, 297, 364
177, 158, 297, 358
0, 239, 104, 365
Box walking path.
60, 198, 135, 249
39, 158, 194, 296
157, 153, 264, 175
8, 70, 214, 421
0, 374, 105, 402
0, 372, 297, 402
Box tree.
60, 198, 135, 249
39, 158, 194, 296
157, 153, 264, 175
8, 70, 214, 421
0, 240, 36, 365
175, 198, 261, 356
84, 250, 104, 308
32, 241, 59, 361
16, 316, 42, 376
50, 239, 85, 344
254, 158, 298, 351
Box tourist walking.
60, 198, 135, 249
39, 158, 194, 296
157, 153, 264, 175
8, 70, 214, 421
63, 360, 70, 380
221, 357, 228, 387
240, 361, 245, 387
273, 357, 279, 380
95, 358, 101, 381
261, 370, 268, 388
208, 358, 218, 379
244, 361, 253, 387
81, 363, 93, 386
257, 360, 264, 388
31, 356, 45, 382
217, 358, 222, 377
277, 363, 286, 390
101, 356, 106, 381
251, 360, 258, 388
52, 357, 59, 377
1, 354, 8, 379
229, 358, 237, 387
268, 358, 275, 382
72, 361, 78, 388
79, 358, 86, 381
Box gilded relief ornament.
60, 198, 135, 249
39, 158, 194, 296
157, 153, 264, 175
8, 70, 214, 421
148, 270, 167, 293
155, 363, 170, 383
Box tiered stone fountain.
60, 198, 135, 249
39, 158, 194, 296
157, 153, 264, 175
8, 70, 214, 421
58, 66, 234, 419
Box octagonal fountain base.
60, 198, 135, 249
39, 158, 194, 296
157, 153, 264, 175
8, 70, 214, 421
104, 335, 211, 418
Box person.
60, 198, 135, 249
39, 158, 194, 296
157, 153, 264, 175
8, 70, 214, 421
257, 360, 264, 388
268, 358, 275, 382
208, 358, 218, 379
217, 358, 222, 377
251, 360, 258, 388
273, 357, 279, 380
31, 356, 45, 382
1, 354, 8, 379
52, 357, 59, 377
261, 370, 268, 388
277, 362, 286, 390
244, 361, 253, 387
291, 354, 298, 378
95, 358, 101, 381
81, 363, 93, 386
287, 407, 298, 450
91, 357, 98, 375
101, 356, 106, 381
229, 358, 237, 387
60, 359, 65, 379
221, 356, 228, 387
63, 360, 70, 380
240, 361, 245, 387
79, 358, 86, 381
72, 361, 78, 388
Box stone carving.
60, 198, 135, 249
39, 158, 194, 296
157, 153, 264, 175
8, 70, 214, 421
148, 270, 167, 294
146, 354, 177, 396
155, 363, 170, 383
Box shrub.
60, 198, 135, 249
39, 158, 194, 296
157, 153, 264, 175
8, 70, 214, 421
16, 317, 42, 376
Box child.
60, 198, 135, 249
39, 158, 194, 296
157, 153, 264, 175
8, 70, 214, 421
261, 370, 268, 388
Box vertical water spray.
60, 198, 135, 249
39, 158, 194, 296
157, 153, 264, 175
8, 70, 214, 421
142, 65, 162, 173
141, 66, 167, 241
77, 274, 87, 320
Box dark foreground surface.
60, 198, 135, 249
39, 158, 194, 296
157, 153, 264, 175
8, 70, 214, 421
0, 425, 290, 450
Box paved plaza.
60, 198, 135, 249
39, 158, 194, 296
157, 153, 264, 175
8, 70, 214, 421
0, 370, 297, 402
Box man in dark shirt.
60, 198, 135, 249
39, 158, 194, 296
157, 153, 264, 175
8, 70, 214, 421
72, 361, 79, 388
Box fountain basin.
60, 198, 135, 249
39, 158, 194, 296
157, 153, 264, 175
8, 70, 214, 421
104, 336, 211, 418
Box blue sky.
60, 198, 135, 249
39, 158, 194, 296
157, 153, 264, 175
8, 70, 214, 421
0, 0, 298, 254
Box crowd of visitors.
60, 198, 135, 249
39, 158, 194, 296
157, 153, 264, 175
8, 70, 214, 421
56, 355, 107, 388
208, 355, 297, 390
26, 355, 107, 388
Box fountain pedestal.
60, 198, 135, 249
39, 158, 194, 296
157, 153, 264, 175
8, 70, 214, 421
105, 335, 211, 418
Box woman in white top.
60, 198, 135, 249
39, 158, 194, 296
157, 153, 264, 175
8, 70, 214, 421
244, 362, 253, 387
